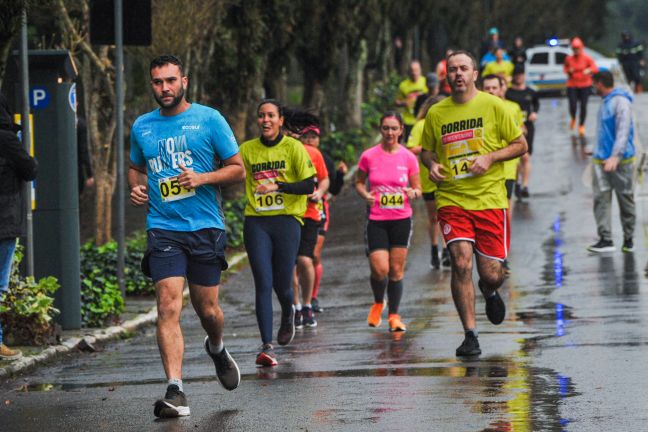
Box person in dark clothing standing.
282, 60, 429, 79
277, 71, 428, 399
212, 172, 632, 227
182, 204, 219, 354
76, 116, 94, 194
510, 36, 527, 67
0, 92, 38, 360
616, 31, 644, 93
506, 66, 539, 198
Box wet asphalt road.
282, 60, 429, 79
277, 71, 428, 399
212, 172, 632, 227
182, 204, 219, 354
2, 94, 648, 431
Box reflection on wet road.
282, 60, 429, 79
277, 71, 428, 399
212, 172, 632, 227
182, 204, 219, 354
2, 96, 648, 431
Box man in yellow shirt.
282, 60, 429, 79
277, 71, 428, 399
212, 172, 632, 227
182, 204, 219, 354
396, 60, 428, 140
421, 51, 527, 357
482, 48, 515, 85
482, 74, 525, 215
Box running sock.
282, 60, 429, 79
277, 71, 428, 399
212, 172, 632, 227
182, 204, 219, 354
295, 303, 302, 311
168, 378, 183, 392
313, 263, 323, 298
370, 277, 388, 304
304, 303, 311, 308
387, 279, 404, 315
465, 329, 478, 338
208, 338, 224, 354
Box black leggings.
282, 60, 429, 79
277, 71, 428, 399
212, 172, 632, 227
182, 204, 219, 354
567, 87, 590, 126
244, 215, 301, 345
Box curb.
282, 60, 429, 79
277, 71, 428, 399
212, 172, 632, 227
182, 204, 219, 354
0, 251, 248, 380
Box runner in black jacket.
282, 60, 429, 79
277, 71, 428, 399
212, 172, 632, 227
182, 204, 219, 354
506, 66, 539, 199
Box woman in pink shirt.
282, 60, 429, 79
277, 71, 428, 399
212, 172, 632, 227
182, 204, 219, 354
355, 112, 422, 332
564, 37, 598, 137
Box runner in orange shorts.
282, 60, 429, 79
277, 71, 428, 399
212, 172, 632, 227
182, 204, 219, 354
420, 51, 527, 357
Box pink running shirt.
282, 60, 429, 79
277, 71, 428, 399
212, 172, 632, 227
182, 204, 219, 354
358, 144, 420, 221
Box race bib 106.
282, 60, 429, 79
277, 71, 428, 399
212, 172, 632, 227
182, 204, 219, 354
254, 193, 285, 212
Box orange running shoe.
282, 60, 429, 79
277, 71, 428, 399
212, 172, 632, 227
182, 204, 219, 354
367, 302, 384, 327
569, 118, 576, 130
578, 125, 585, 137
388, 314, 407, 332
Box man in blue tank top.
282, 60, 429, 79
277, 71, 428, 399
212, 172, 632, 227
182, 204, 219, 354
129, 55, 245, 418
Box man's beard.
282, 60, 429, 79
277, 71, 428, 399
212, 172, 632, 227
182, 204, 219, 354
155, 86, 185, 109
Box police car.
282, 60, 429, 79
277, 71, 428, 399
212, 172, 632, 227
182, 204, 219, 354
525, 38, 625, 94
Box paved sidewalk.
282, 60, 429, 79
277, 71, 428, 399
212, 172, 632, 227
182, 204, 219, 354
0, 252, 247, 379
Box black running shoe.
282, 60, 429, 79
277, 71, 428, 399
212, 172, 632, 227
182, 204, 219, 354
479, 281, 506, 325
521, 186, 530, 198
277, 305, 295, 346
154, 384, 190, 418
441, 248, 451, 269
587, 238, 615, 253
456, 332, 481, 357
294, 308, 304, 329
431, 248, 440, 269
622, 238, 635, 253
514, 182, 522, 199
302, 306, 317, 328
204, 337, 240, 391
311, 297, 324, 313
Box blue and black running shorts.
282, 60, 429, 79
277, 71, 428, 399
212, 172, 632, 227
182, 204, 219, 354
141, 228, 228, 286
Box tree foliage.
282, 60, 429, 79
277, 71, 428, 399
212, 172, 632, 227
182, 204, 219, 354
0, 0, 612, 245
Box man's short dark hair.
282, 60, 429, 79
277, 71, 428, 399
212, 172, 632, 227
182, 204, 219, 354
481, 73, 505, 88
593, 71, 614, 88
446, 50, 478, 71
150, 55, 185, 75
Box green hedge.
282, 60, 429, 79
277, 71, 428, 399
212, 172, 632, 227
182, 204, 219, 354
223, 196, 246, 249
0, 245, 61, 346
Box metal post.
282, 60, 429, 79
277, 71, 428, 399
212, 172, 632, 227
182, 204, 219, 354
115, 0, 126, 298
19, 9, 34, 277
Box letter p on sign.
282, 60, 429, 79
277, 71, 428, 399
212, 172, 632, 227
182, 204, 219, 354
30, 86, 50, 110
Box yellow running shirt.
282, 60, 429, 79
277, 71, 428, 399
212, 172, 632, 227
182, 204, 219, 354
241, 135, 316, 220
398, 76, 428, 126
502, 99, 525, 181
421, 91, 521, 210
406, 119, 437, 194
482, 60, 515, 82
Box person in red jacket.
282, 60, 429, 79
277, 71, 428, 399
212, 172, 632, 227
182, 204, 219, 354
564, 37, 598, 137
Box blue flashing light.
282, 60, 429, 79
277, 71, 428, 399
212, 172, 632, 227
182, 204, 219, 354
548, 38, 559, 47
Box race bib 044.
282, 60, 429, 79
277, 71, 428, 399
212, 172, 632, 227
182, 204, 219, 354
379, 192, 405, 209
158, 176, 196, 202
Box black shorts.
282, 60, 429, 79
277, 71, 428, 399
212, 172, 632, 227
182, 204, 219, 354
317, 199, 330, 236
505, 179, 515, 199
525, 121, 535, 155
422, 191, 436, 202
298, 218, 320, 258
365, 217, 412, 255
142, 228, 228, 286
317, 220, 328, 237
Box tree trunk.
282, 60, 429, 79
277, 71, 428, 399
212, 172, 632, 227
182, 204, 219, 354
263, 56, 288, 101
341, 39, 367, 130
399, 28, 414, 75
94, 172, 114, 245
377, 13, 392, 81
228, 108, 248, 143
302, 73, 325, 114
